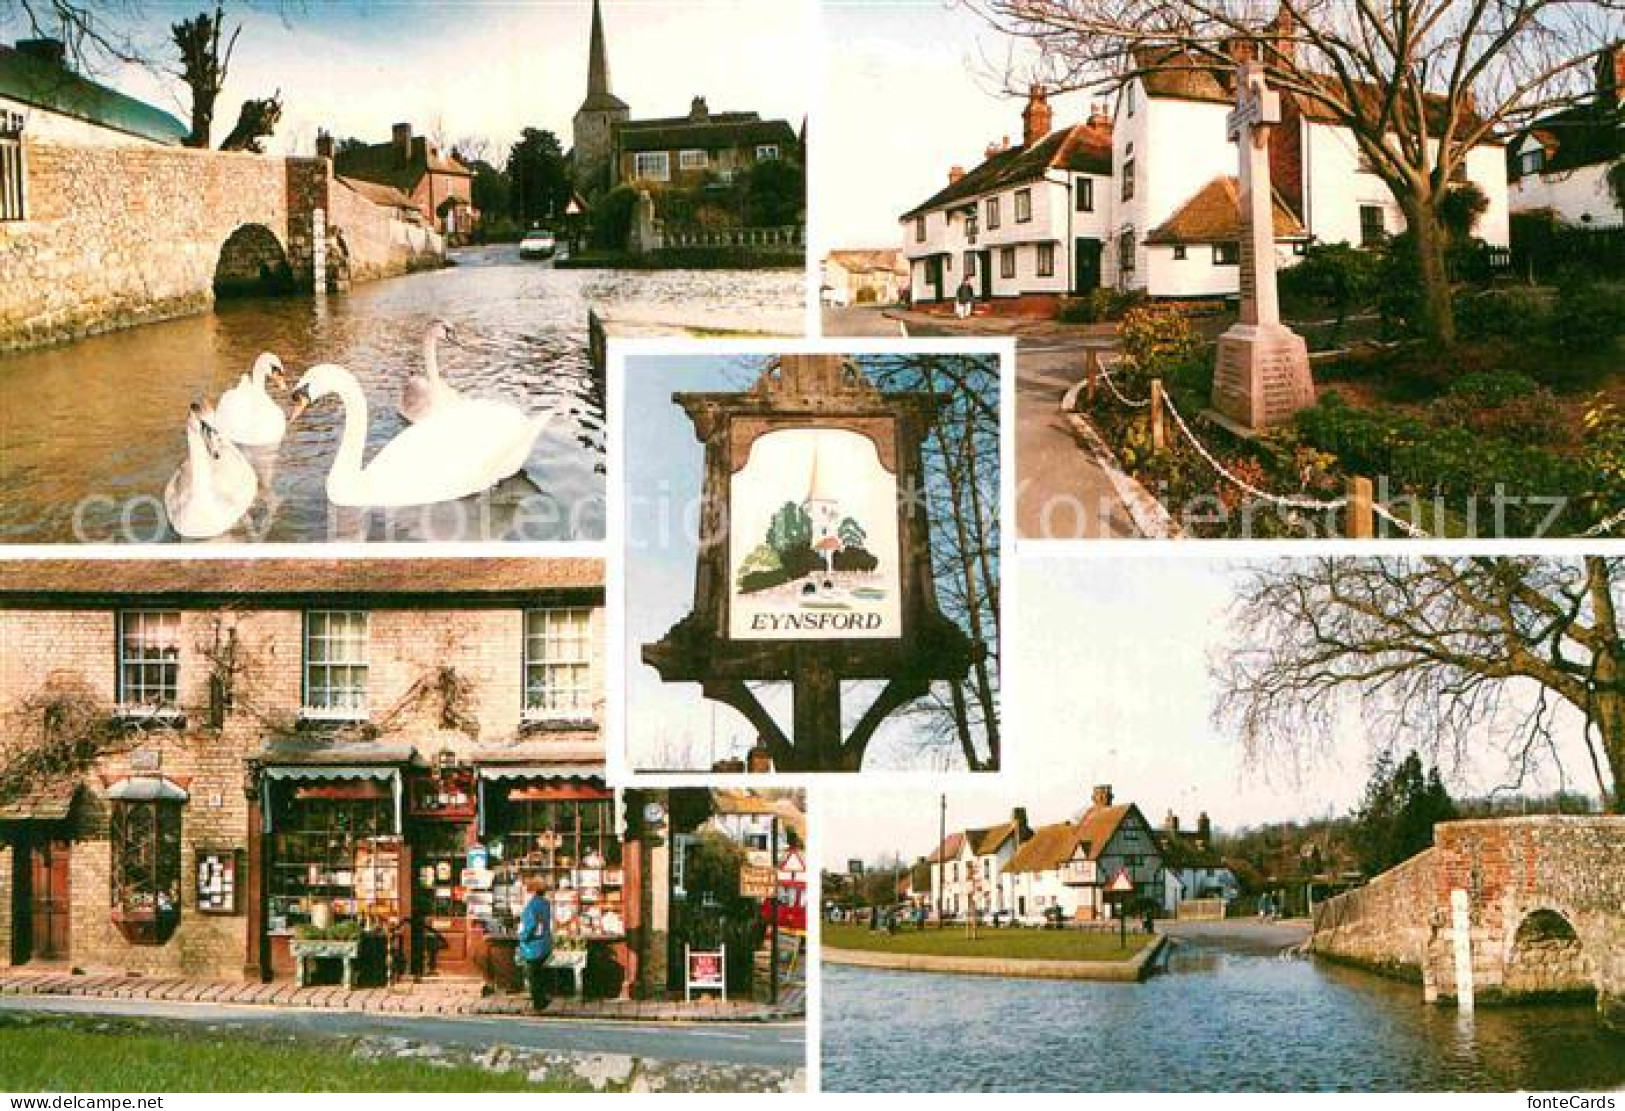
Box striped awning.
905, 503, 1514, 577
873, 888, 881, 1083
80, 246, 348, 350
261, 765, 403, 834
476, 764, 605, 835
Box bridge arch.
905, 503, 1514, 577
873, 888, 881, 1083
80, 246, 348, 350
213, 223, 295, 298
1502, 905, 1596, 1002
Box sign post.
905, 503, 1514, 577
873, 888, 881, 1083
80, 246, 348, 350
1209, 61, 1315, 431
1106, 868, 1136, 950
685, 943, 727, 1002
644, 354, 977, 771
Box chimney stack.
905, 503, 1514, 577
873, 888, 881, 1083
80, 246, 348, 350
1267, 7, 1297, 65
1021, 84, 1054, 147
1197, 811, 1213, 844
14, 38, 66, 68
1165, 810, 1179, 833
315, 129, 334, 161
1598, 43, 1624, 106
392, 122, 413, 161
746, 739, 773, 774
948, 165, 966, 184
1087, 100, 1111, 130
1223, 36, 1256, 66
1012, 807, 1030, 837
1091, 784, 1114, 809
690, 95, 710, 121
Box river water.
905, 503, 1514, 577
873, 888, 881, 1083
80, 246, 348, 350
821, 925, 1625, 1092
0, 247, 802, 543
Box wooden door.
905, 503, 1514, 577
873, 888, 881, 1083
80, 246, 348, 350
29, 839, 71, 961
411, 820, 473, 977
1075, 237, 1102, 292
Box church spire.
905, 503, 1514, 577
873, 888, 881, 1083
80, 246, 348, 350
580, 0, 627, 111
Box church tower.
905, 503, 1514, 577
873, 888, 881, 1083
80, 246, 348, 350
572, 0, 629, 196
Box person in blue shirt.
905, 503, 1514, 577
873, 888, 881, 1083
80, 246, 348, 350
517, 875, 554, 1011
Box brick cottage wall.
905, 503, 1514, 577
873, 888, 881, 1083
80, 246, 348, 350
0, 144, 444, 352
1, 600, 604, 980
1310, 816, 1625, 1026
327, 178, 444, 285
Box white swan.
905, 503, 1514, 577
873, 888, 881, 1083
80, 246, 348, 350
398, 320, 467, 424
214, 352, 288, 446
163, 401, 259, 539
291, 363, 570, 508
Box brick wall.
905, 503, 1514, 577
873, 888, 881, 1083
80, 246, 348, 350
0, 143, 445, 352
1308, 845, 1439, 983
1, 597, 605, 980
328, 178, 444, 285
1309, 816, 1625, 1026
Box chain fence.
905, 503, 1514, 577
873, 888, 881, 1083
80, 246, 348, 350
1076, 351, 1622, 540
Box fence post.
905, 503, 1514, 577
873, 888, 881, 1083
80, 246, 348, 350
1085, 349, 1099, 407
1150, 379, 1166, 452
1346, 476, 1374, 539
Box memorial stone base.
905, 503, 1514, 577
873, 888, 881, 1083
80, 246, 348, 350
1210, 322, 1315, 430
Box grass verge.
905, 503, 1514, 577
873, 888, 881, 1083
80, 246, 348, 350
824, 922, 1152, 962
0, 1015, 594, 1092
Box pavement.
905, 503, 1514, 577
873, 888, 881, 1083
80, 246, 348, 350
0, 993, 806, 1070
0, 966, 800, 1022
825, 304, 1152, 539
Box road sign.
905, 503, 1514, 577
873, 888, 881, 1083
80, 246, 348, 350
741, 864, 776, 899
1106, 869, 1135, 895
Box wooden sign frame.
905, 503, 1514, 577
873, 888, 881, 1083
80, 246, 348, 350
643, 355, 975, 771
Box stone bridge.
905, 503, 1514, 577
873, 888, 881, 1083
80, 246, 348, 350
1309, 816, 1625, 1028
0, 143, 443, 351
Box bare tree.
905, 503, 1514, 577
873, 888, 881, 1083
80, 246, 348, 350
170, 3, 240, 147
1215, 556, 1624, 812
968, 0, 1622, 344
864, 353, 1002, 771
3, 0, 151, 67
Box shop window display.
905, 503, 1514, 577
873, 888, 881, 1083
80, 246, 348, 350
267, 788, 399, 936
484, 792, 625, 941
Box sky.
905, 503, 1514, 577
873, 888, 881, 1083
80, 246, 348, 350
818, 0, 1101, 247
10, 0, 810, 159
822, 556, 1602, 870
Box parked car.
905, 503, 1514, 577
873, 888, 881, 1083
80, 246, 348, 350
519, 227, 556, 260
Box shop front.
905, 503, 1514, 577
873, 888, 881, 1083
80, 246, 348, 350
250, 751, 635, 996
471, 764, 630, 997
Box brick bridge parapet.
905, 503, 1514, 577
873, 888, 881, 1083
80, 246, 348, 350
1310, 816, 1625, 1029
0, 142, 444, 351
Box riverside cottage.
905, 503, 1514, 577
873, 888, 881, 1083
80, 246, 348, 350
0, 559, 689, 999
927, 786, 1241, 923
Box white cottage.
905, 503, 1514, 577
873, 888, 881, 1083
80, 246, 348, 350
927, 810, 1029, 918
999, 786, 1167, 922
1153, 811, 1241, 913
1507, 45, 1624, 228
901, 87, 1115, 315
1111, 36, 1509, 298
0, 39, 187, 149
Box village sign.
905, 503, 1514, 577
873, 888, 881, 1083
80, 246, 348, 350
643, 354, 976, 771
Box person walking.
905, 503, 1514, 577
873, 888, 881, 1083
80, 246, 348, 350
518, 875, 554, 1012
954, 276, 975, 320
